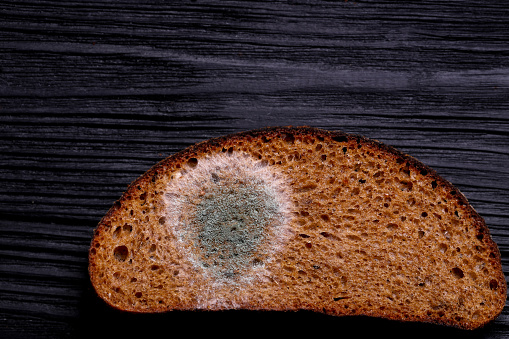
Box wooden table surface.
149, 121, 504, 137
1, 1, 508, 338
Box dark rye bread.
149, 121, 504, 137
88, 126, 506, 330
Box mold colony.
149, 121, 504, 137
164, 152, 293, 286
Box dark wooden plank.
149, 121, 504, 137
1, 0, 508, 337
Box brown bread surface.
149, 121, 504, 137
89, 126, 506, 330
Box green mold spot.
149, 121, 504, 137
189, 178, 280, 280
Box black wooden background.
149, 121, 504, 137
1, 1, 508, 338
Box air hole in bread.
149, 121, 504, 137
439, 243, 448, 252
332, 135, 348, 143
387, 223, 398, 230
188, 158, 198, 168
135, 292, 142, 298
489, 279, 499, 290
252, 258, 263, 266
400, 166, 411, 177
452, 267, 464, 279
398, 180, 413, 191
320, 232, 331, 238
112, 227, 121, 238
123, 223, 132, 233
284, 133, 295, 143
113, 245, 128, 262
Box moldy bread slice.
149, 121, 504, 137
89, 126, 506, 330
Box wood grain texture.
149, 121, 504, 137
1, 0, 508, 337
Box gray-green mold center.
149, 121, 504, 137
192, 181, 279, 278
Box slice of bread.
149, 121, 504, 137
88, 126, 506, 330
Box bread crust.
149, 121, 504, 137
89, 126, 506, 330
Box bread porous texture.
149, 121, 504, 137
89, 126, 506, 330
